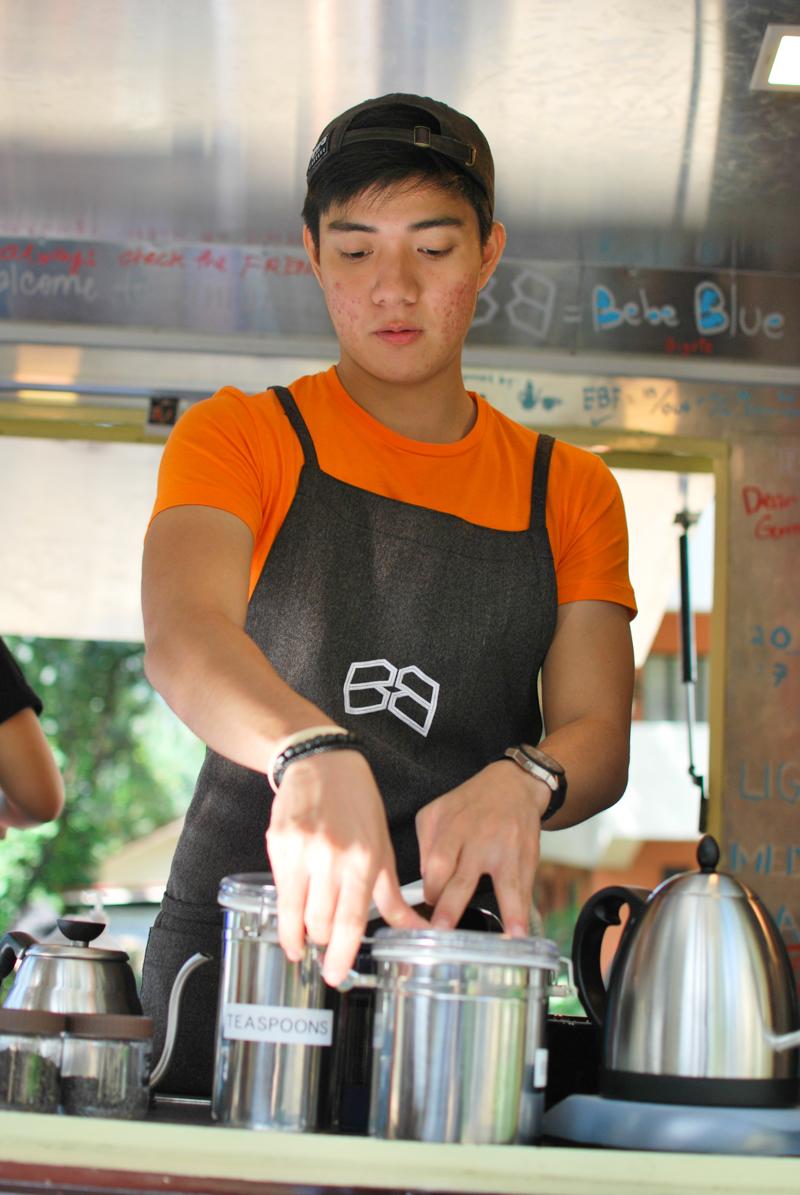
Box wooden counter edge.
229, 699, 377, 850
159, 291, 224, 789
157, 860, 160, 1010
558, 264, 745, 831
0, 1110, 798, 1195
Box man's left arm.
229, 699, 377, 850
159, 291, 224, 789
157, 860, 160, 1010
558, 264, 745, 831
416, 599, 634, 933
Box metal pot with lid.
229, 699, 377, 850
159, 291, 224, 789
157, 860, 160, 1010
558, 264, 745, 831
573, 835, 800, 1107
0, 918, 208, 1093
357, 926, 570, 1144
213, 873, 330, 1132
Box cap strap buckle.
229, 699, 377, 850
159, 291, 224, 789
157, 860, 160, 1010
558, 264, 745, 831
413, 125, 432, 148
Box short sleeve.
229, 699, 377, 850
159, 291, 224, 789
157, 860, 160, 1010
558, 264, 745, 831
0, 638, 43, 724
547, 443, 637, 617
149, 388, 274, 538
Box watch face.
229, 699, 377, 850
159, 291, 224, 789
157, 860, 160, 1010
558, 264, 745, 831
522, 745, 564, 777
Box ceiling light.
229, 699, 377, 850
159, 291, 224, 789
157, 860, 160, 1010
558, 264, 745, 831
769, 35, 800, 85
751, 25, 800, 91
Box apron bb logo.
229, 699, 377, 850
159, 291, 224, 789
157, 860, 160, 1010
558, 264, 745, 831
343, 659, 439, 737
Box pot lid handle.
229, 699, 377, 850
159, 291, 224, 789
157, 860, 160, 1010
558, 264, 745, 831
56, 919, 106, 946
697, 835, 720, 874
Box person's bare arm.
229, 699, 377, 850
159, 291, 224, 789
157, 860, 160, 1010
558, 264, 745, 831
416, 599, 634, 933
0, 707, 65, 829
143, 506, 423, 985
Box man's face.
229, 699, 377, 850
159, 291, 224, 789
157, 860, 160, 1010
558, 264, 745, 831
304, 183, 505, 387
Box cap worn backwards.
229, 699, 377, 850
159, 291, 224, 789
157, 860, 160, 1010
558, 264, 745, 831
306, 93, 494, 214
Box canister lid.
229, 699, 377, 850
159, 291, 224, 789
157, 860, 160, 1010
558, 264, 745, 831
218, 872, 278, 914
370, 927, 560, 969
0, 1008, 67, 1034
67, 1014, 153, 1040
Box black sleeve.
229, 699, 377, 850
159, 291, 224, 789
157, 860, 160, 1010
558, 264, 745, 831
0, 638, 43, 725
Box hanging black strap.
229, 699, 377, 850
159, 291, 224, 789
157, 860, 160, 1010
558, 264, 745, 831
270, 385, 319, 469
529, 433, 555, 530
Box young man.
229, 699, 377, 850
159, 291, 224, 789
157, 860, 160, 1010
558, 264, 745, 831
140, 95, 635, 1095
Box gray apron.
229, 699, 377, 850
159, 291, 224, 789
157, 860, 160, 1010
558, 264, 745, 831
141, 385, 558, 1095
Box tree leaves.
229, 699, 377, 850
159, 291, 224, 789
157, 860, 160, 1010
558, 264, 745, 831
0, 638, 178, 928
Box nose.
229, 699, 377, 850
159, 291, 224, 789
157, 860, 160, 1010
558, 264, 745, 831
371, 248, 419, 308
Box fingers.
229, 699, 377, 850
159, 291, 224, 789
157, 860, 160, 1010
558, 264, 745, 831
303, 863, 338, 948
321, 867, 373, 988
421, 836, 459, 909
415, 802, 435, 879
430, 851, 482, 931
494, 870, 534, 937
372, 868, 429, 931
494, 835, 538, 936
272, 857, 309, 962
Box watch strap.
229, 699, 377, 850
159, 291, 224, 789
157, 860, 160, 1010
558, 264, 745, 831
500, 745, 567, 823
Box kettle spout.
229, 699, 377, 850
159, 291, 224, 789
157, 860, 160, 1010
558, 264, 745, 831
763, 1025, 800, 1053
149, 952, 211, 1089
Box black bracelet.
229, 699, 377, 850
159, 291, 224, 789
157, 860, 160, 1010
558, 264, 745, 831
272, 732, 367, 789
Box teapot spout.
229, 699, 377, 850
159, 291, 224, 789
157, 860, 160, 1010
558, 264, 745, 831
149, 952, 211, 1089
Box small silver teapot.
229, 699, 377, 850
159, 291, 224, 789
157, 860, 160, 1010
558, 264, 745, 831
573, 836, 800, 1108
0, 918, 208, 1089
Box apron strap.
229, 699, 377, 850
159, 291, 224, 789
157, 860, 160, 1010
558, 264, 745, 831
270, 385, 320, 469
529, 433, 555, 529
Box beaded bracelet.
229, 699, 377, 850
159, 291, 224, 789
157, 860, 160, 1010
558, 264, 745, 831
269, 730, 366, 792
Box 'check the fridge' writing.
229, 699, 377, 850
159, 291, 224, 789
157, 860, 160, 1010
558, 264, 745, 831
222, 1004, 333, 1046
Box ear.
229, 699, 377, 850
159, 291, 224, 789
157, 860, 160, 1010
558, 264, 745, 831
478, 221, 506, 291
303, 225, 324, 288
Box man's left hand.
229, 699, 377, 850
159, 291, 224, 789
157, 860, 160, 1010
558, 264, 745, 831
415, 761, 550, 936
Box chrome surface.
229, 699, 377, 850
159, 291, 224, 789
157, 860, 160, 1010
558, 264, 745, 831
212, 874, 326, 1132
4, 948, 140, 1016
604, 867, 799, 1080
3, 931, 206, 1087
0, 1, 798, 271
367, 928, 558, 1144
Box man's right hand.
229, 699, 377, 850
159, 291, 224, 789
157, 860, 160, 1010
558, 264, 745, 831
266, 748, 426, 988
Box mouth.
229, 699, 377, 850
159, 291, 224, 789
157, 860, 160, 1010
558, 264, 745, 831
374, 325, 423, 347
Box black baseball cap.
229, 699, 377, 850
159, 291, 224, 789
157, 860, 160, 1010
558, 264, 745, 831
306, 93, 494, 214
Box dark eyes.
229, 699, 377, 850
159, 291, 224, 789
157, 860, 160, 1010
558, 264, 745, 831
338, 247, 454, 261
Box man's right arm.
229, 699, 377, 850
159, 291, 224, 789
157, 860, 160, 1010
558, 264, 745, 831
142, 505, 423, 985
143, 505, 330, 771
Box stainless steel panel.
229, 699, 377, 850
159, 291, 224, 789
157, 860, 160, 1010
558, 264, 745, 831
0, 1, 796, 272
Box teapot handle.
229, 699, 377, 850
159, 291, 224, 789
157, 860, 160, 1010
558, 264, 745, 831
0, 932, 36, 984
571, 887, 650, 1030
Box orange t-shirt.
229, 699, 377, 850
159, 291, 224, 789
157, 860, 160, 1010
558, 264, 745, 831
151, 366, 636, 615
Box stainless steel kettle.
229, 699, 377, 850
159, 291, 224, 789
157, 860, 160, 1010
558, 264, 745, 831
573, 836, 800, 1107
0, 917, 208, 1089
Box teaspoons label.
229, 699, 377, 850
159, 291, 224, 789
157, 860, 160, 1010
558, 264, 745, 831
222, 1003, 333, 1046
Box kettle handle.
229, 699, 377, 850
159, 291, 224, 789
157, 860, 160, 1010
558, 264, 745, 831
571, 887, 650, 1029
0, 932, 36, 984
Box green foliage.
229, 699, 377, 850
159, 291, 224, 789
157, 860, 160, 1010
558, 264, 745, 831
540, 898, 586, 1017
0, 638, 179, 929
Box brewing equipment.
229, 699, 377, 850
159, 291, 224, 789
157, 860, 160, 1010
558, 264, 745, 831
573, 836, 800, 1107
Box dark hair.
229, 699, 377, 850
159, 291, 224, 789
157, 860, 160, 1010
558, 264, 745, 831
302, 103, 493, 247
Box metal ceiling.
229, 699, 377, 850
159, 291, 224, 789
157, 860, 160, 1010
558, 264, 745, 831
0, 0, 798, 273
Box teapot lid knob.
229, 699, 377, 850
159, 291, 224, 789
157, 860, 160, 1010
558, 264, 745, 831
697, 835, 720, 873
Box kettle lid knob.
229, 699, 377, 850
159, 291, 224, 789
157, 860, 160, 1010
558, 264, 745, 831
57, 919, 105, 946
697, 835, 720, 873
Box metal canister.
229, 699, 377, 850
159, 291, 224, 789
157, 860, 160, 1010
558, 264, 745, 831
212, 873, 330, 1131
366, 928, 563, 1144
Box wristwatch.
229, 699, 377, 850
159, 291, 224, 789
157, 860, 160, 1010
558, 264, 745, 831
502, 745, 567, 823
